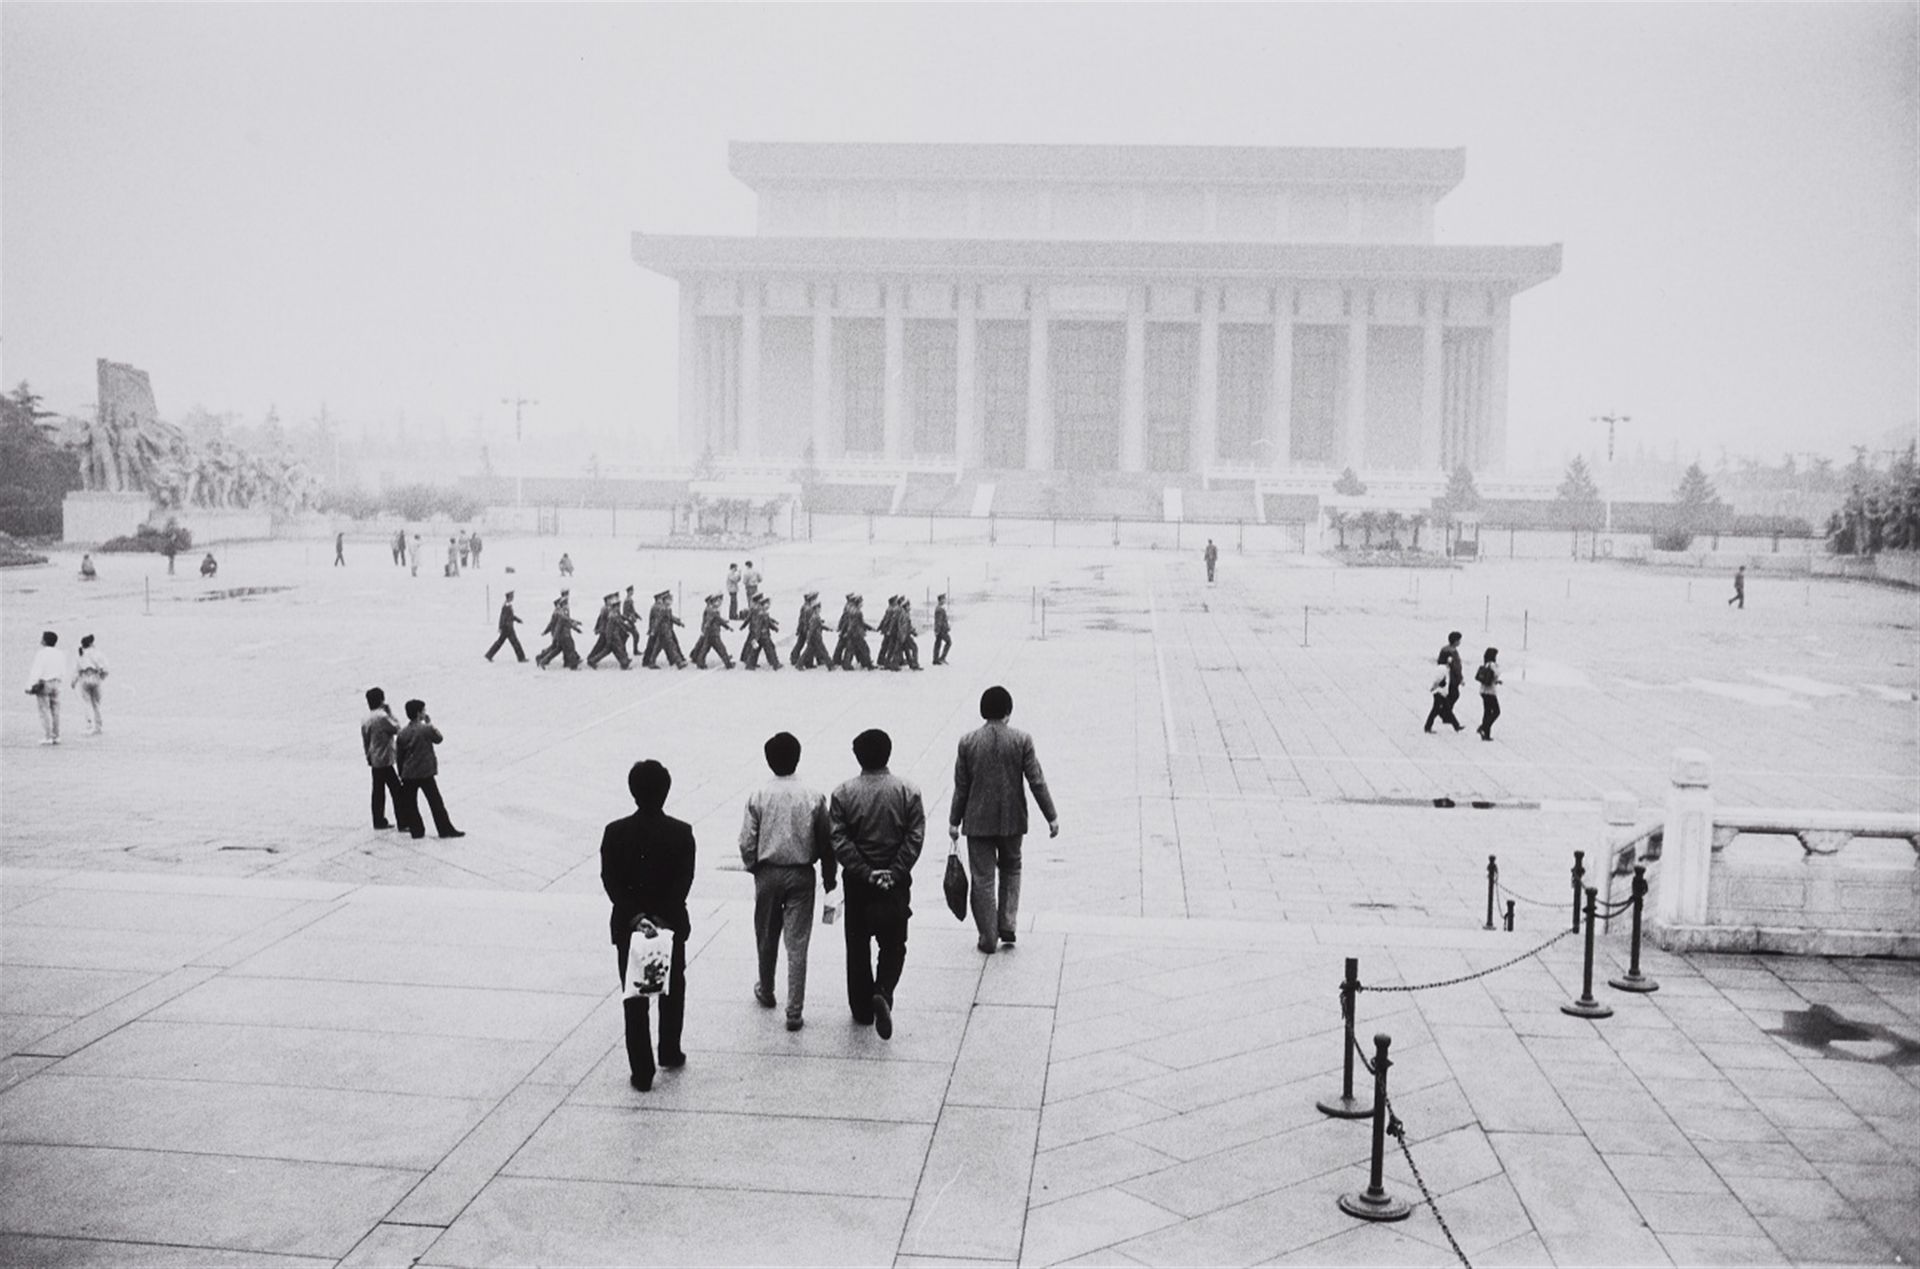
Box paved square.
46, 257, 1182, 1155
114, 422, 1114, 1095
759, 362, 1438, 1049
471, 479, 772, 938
3, 538, 1917, 1266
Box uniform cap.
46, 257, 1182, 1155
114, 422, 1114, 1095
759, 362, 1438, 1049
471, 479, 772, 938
803, 590, 818, 600
655, 590, 672, 600
505, 590, 515, 599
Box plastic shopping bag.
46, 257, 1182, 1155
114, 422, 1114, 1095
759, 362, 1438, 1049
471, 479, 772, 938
624, 928, 672, 998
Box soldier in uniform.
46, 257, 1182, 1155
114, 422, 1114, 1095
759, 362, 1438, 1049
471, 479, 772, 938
875, 596, 901, 669
790, 593, 813, 666
690, 594, 735, 669
621, 586, 644, 658
486, 590, 527, 663
742, 593, 782, 670
932, 594, 952, 665
841, 594, 876, 671
645, 590, 687, 668
896, 599, 923, 671
588, 592, 633, 669
641, 591, 669, 667
536, 592, 583, 670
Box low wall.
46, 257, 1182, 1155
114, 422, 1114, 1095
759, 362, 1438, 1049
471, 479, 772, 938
801, 512, 1307, 553
1872, 552, 1920, 588
1644, 749, 1920, 956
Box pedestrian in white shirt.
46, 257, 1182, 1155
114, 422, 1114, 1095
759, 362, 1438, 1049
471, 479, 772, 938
738, 731, 837, 1031
72, 634, 108, 735
24, 631, 66, 745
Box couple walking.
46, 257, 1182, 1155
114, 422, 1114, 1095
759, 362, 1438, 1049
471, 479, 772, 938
1424, 631, 1503, 740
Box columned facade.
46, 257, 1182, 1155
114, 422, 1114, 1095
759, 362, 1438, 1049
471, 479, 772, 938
639, 144, 1560, 478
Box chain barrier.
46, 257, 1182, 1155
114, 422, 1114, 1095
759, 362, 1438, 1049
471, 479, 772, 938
1358, 927, 1576, 994
1494, 880, 1560, 909
1345, 1034, 1471, 1269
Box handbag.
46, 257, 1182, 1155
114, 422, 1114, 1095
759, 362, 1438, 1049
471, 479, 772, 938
624, 927, 672, 998
943, 845, 969, 921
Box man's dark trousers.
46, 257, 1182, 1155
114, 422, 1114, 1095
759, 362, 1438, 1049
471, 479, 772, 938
933, 631, 951, 664
401, 777, 456, 837
370, 764, 409, 829
1424, 692, 1460, 732
843, 874, 910, 1022
486, 629, 527, 661
617, 934, 687, 1083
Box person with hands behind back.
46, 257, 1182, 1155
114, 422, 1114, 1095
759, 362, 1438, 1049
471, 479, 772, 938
601, 759, 695, 1091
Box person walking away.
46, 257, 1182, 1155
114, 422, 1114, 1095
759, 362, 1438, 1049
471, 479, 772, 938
1425, 631, 1465, 733
396, 699, 465, 838
360, 687, 411, 831
72, 634, 108, 735
1424, 661, 1450, 735
600, 759, 694, 1090
932, 594, 952, 665
739, 732, 837, 1031
1475, 648, 1503, 741
726, 563, 742, 620
1729, 566, 1746, 609
1204, 539, 1218, 583
392, 529, 405, 567
469, 532, 483, 568
830, 729, 925, 1039
486, 591, 528, 662
334, 531, 346, 567
949, 685, 1059, 953
690, 594, 735, 669
24, 631, 66, 745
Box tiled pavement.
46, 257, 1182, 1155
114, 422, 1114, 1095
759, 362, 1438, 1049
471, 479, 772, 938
3, 538, 1917, 1265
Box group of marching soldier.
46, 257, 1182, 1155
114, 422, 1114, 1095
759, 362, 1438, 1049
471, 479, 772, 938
487, 575, 952, 673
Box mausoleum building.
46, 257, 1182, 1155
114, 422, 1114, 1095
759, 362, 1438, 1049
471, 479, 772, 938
632, 143, 1560, 481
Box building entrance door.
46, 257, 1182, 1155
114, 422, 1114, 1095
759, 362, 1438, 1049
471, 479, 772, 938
1050, 322, 1123, 472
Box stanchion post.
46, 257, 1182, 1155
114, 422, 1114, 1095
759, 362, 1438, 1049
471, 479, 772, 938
1338, 1034, 1411, 1221
1040, 596, 1047, 640
1563, 887, 1615, 1018
1504, 900, 1515, 932
1524, 609, 1530, 650
1317, 958, 1372, 1118
1302, 605, 1309, 647
1609, 866, 1660, 993
1571, 849, 1586, 933
1484, 855, 1498, 930
1484, 594, 1490, 631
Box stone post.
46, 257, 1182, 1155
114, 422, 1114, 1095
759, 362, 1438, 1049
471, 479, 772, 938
883, 282, 906, 462
739, 281, 762, 458
1656, 749, 1715, 928
1600, 790, 1638, 910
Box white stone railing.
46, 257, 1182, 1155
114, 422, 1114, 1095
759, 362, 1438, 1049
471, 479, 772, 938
1635, 748, 1920, 956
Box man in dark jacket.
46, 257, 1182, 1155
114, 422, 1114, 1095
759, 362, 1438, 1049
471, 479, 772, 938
360, 687, 411, 831
486, 591, 527, 662
396, 699, 464, 840
600, 759, 695, 1090
1424, 631, 1466, 733
829, 729, 925, 1039
949, 686, 1059, 953
932, 595, 952, 666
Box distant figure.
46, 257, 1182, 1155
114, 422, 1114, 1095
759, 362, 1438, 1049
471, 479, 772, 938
445, 538, 460, 578
333, 532, 346, 567
72, 634, 108, 735
739, 732, 836, 1031
1475, 648, 1503, 741
469, 532, 483, 568
559, 552, 574, 577
457, 530, 471, 568
690, 594, 734, 669
163, 538, 178, 574
486, 590, 527, 663
727, 563, 742, 620
949, 686, 1059, 954
743, 560, 762, 606
78, 553, 97, 581
199, 552, 218, 578
24, 630, 65, 745
932, 594, 952, 665
396, 698, 464, 839
1204, 539, 1218, 583
392, 530, 407, 566
830, 728, 925, 1040
410, 535, 422, 578
1423, 632, 1465, 734
600, 759, 694, 1091
1728, 566, 1746, 609
536, 591, 583, 670
360, 687, 408, 831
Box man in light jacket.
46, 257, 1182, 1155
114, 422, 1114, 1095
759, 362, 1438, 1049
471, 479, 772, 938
739, 732, 837, 1031
360, 687, 411, 831
949, 685, 1059, 954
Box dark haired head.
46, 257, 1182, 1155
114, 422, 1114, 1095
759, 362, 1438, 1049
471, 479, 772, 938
1447, 631, 1462, 645
40, 631, 56, 647
80, 634, 95, 650
764, 731, 802, 776
852, 728, 892, 771
404, 698, 425, 720
980, 685, 1013, 720
1484, 647, 1499, 662
366, 687, 385, 710
628, 759, 672, 809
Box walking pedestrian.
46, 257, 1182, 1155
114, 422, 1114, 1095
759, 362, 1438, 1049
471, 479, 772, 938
396, 699, 465, 838
486, 591, 527, 662
726, 563, 742, 620
445, 538, 460, 578
457, 530, 471, 568
1475, 648, 1503, 741
1204, 538, 1218, 583
410, 535, 422, 577
932, 594, 952, 665
689, 595, 735, 669
536, 593, 582, 669
829, 728, 925, 1039
587, 592, 633, 669
72, 634, 108, 735
469, 532, 483, 568
24, 631, 65, 746
739, 732, 837, 1031
1728, 566, 1746, 609
334, 531, 346, 567
392, 529, 406, 567
361, 687, 410, 831
600, 759, 694, 1091
741, 594, 781, 670
949, 685, 1059, 954
1423, 632, 1466, 734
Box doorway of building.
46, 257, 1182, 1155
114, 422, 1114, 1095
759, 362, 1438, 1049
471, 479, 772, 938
1051, 322, 1123, 472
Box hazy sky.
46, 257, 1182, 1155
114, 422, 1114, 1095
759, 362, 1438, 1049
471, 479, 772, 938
3, 3, 1913, 473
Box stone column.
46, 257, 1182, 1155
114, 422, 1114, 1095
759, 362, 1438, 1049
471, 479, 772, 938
1194, 285, 1220, 474
739, 280, 762, 458
1122, 284, 1147, 472
678, 282, 702, 460
1487, 289, 1512, 474
883, 282, 906, 462
1419, 287, 1444, 472
1269, 284, 1294, 469
955, 284, 978, 468
1025, 287, 1051, 471
1344, 291, 1369, 471
1656, 749, 1715, 929
811, 295, 833, 463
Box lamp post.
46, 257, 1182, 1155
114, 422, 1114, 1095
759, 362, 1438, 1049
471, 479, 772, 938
501, 396, 538, 506
1590, 413, 1631, 535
